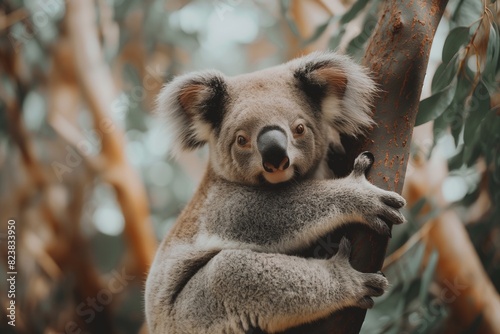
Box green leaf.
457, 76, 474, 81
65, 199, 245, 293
444, 101, 464, 146
360, 283, 406, 334
280, 0, 300, 37
463, 108, 496, 165
419, 250, 438, 304
431, 54, 459, 93
330, 0, 378, 51
463, 144, 480, 166
452, 0, 483, 26
442, 27, 470, 63
409, 198, 427, 217
345, 7, 378, 57
483, 22, 500, 92
404, 243, 425, 280
340, 0, 371, 24
454, 73, 473, 103
432, 111, 448, 141
475, 109, 500, 167
302, 19, 332, 46
415, 82, 456, 126
448, 147, 465, 170
451, 116, 463, 146
329, 26, 347, 50
464, 81, 490, 145
404, 278, 423, 306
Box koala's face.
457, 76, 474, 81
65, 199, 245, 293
211, 73, 330, 185
157, 52, 376, 186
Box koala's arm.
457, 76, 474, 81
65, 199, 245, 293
170, 238, 386, 334
205, 153, 406, 252
147, 154, 405, 333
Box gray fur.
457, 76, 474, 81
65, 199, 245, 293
146, 52, 405, 334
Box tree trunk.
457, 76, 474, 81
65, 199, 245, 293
277, 0, 449, 333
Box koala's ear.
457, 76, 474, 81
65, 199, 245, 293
292, 51, 377, 137
156, 70, 228, 156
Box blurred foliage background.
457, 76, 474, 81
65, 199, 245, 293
0, 0, 499, 333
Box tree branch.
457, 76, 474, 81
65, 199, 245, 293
65, 0, 158, 277
280, 0, 449, 332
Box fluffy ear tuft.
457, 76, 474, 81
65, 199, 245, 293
156, 70, 228, 158
291, 51, 378, 137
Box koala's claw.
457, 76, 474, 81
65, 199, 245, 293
365, 273, 388, 295
357, 296, 375, 309
381, 193, 406, 209
352, 151, 375, 177
357, 273, 389, 308
366, 285, 384, 297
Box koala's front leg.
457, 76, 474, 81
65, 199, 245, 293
206, 152, 406, 252
172, 238, 387, 334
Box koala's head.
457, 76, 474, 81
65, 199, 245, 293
157, 52, 376, 186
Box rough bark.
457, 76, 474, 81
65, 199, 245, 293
279, 0, 449, 333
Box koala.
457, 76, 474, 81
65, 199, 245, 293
145, 52, 406, 334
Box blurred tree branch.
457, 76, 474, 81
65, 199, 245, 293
65, 0, 157, 278
4, 88, 113, 333
426, 210, 500, 333
397, 134, 500, 333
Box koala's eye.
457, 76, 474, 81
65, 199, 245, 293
295, 124, 305, 135
237, 135, 249, 147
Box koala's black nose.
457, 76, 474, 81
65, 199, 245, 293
257, 128, 290, 173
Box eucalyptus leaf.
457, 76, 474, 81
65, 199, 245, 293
463, 144, 481, 167
419, 251, 438, 304
302, 19, 332, 46
450, 109, 463, 147
463, 110, 494, 165
345, 8, 378, 57
442, 26, 470, 63
360, 283, 406, 334
459, 186, 481, 207
410, 305, 447, 334
479, 109, 499, 141
483, 23, 499, 92
454, 73, 473, 103
410, 198, 427, 217
329, 26, 347, 50
463, 81, 490, 145
404, 278, 423, 307
452, 0, 483, 27
403, 243, 425, 280
340, 0, 371, 24
280, 0, 300, 37
416, 81, 456, 126
432, 110, 448, 141
431, 55, 459, 94
448, 147, 465, 170
0, 101, 8, 135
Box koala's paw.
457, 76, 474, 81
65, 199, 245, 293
331, 238, 388, 309
348, 152, 407, 237
353, 271, 389, 309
